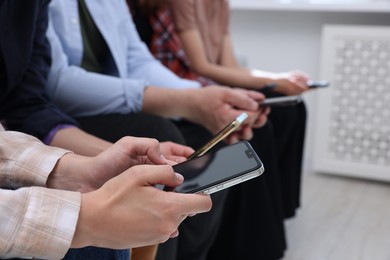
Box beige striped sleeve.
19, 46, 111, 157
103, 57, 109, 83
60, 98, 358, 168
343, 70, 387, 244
0, 130, 71, 189
0, 187, 81, 259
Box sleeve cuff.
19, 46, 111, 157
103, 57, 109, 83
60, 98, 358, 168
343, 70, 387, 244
43, 124, 78, 145
122, 79, 148, 112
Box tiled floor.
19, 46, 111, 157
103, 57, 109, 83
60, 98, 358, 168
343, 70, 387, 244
282, 172, 390, 260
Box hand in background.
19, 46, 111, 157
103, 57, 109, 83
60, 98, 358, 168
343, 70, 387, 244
252, 69, 310, 96
187, 86, 267, 137
273, 70, 310, 95
223, 88, 269, 143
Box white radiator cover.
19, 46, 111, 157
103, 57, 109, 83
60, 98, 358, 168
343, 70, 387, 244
313, 25, 390, 182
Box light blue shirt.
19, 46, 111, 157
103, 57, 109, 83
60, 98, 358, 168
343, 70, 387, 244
46, 0, 200, 117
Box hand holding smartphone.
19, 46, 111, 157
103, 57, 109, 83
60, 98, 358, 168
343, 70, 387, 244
169, 141, 264, 194
187, 113, 248, 160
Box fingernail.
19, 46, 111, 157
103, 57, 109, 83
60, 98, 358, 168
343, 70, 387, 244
175, 173, 184, 182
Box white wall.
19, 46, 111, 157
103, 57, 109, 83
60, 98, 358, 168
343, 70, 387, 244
229, 10, 390, 172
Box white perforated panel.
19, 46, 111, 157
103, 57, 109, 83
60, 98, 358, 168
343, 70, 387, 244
313, 25, 390, 182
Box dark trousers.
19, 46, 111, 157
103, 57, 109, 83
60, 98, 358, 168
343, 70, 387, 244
63, 247, 130, 260
268, 102, 307, 218
157, 121, 287, 260
206, 122, 287, 260
262, 90, 307, 218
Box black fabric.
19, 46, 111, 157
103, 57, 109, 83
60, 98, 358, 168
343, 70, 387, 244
268, 102, 307, 218
128, 0, 154, 47
78, 0, 111, 74
154, 121, 287, 260
63, 247, 129, 260
75, 113, 185, 144
0, 0, 78, 139
262, 90, 307, 218
206, 123, 287, 260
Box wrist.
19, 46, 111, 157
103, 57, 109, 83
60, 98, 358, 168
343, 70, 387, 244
175, 88, 200, 121
71, 192, 98, 248
47, 153, 94, 192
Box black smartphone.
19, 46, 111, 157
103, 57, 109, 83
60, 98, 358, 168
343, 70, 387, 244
168, 141, 264, 194
307, 80, 330, 89
187, 112, 248, 160
259, 95, 302, 108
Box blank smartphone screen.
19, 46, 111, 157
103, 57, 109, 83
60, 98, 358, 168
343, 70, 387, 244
172, 141, 263, 193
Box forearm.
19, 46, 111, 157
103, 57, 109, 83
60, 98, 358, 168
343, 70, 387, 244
50, 127, 111, 156
141, 87, 196, 119
177, 30, 267, 89
47, 152, 95, 192
194, 63, 272, 89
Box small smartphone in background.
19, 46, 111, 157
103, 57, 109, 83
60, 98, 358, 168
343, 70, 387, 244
307, 80, 330, 89
259, 95, 303, 108
187, 112, 248, 160
169, 141, 264, 194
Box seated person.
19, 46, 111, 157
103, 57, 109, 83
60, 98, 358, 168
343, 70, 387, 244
44, 1, 291, 260
46, 1, 273, 260
130, 0, 313, 258
0, 1, 208, 259
130, 0, 308, 219
0, 125, 211, 259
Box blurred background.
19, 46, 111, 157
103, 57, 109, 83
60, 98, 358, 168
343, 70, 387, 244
229, 1, 390, 259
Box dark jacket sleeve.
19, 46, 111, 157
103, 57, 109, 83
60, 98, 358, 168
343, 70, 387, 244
0, 0, 78, 140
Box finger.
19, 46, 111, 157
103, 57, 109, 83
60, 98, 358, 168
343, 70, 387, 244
133, 164, 184, 188
225, 133, 239, 144
164, 156, 186, 164
244, 111, 260, 126
170, 229, 179, 238
244, 90, 265, 101
118, 137, 166, 165
224, 90, 258, 111
160, 142, 195, 158
243, 126, 254, 140
252, 110, 269, 128
237, 126, 253, 141
171, 193, 213, 216
293, 70, 311, 80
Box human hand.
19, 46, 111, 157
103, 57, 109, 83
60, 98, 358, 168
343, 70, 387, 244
183, 86, 266, 138
272, 70, 310, 95
223, 88, 269, 143
48, 137, 176, 192
226, 107, 270, 144
72, 164, 212, 249
231, 88, 270, 128
160, 141, 195, 163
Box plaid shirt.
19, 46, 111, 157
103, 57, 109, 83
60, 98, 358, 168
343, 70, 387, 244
0, 125, 80, 259
149, 8, 216, 87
